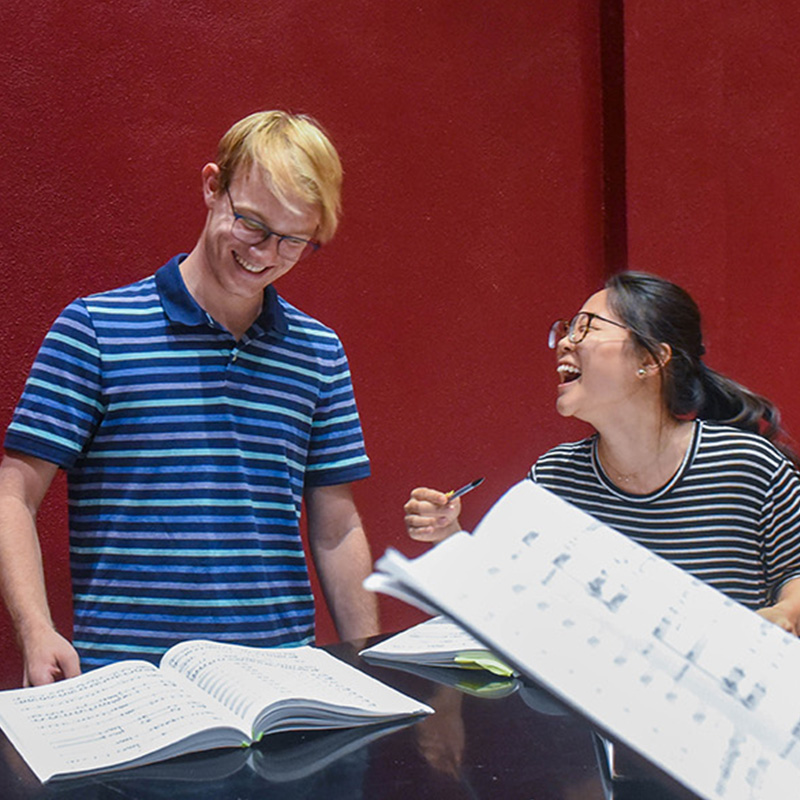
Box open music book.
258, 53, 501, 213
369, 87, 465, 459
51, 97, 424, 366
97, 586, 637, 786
365, 480, 800, 800
360, 615, 520, 698
0, 639, 432, 783
360, 615, 516, 676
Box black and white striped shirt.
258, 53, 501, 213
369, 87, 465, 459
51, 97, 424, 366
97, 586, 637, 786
530, 421, 800, 610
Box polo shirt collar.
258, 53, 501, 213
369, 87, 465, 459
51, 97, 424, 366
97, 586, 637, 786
155, 254, 288, 336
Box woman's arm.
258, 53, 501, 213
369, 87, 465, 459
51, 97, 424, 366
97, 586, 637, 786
757, 576, 800, 635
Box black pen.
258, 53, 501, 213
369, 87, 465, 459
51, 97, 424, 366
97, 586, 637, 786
445, 477, 484, 502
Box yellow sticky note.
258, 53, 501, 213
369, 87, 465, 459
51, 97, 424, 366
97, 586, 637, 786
454, 651, 515, 677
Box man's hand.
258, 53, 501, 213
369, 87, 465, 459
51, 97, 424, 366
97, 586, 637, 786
21, 624, 81, 686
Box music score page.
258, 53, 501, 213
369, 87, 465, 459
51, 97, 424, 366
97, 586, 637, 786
371, 481, 800, 800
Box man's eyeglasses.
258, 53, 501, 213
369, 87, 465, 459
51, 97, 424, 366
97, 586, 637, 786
548, 312, 629, 349
225, 188, 320, 262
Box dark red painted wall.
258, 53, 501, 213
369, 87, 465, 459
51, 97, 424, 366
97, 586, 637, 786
0, 2, 604, 686
624, 1, 800, 440
6, 1, 800, 692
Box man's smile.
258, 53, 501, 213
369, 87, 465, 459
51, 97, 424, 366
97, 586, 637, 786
233, 250, 270, 274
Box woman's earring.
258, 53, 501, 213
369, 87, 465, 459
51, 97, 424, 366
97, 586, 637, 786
637, 368, 647, 377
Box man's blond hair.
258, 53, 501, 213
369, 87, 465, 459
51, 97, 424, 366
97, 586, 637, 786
216, 111, 342, 242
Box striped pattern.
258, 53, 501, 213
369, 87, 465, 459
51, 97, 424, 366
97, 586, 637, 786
531, 421, 800, 610
5, 256, 370, 667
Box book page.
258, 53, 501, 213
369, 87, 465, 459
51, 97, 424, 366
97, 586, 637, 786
363, 569, 452, 616
160, 641, 432, 735
361, 616, 485, 660
0, 660, 248, 783
371, 480, 800, 800
360, 616, 515, 675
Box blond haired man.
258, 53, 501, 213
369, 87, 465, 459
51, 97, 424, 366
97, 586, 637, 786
0, 111, 378, 685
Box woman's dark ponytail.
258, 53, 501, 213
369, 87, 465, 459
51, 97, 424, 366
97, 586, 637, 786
697, 363, 783, 441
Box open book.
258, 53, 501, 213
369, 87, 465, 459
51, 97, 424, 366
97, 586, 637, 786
0, 639, 432, 784
360, 615, 520, 699
360, 615, 516, 676
365, 480, 800, 800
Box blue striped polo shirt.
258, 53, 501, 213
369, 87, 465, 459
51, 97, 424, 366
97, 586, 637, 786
5, 255, 370, 668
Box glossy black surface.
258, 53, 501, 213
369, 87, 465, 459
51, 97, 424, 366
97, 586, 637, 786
0, 639, 698, 799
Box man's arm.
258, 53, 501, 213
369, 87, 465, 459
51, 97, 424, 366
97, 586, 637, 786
305, 482, 379, 643
0, 450, 80, 685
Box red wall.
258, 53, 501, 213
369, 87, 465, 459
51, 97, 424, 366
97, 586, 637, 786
624, 1, 800, 437
6, 1, 800, 690
0, 2, 604, 686
6, 2, 800, 690
8, 0, 800, 691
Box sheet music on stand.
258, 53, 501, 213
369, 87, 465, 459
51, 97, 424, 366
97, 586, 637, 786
365, 480, 800, 800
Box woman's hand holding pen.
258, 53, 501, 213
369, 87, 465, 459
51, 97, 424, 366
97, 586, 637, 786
404, 487, 463, 542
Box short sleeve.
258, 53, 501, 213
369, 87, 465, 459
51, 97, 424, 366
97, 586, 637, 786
5, 299, 105, 468
304, 338, 370, 487
762, 460, 800, 600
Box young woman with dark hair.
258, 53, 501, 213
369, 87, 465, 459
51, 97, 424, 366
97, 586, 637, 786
404, 272, 800, 635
